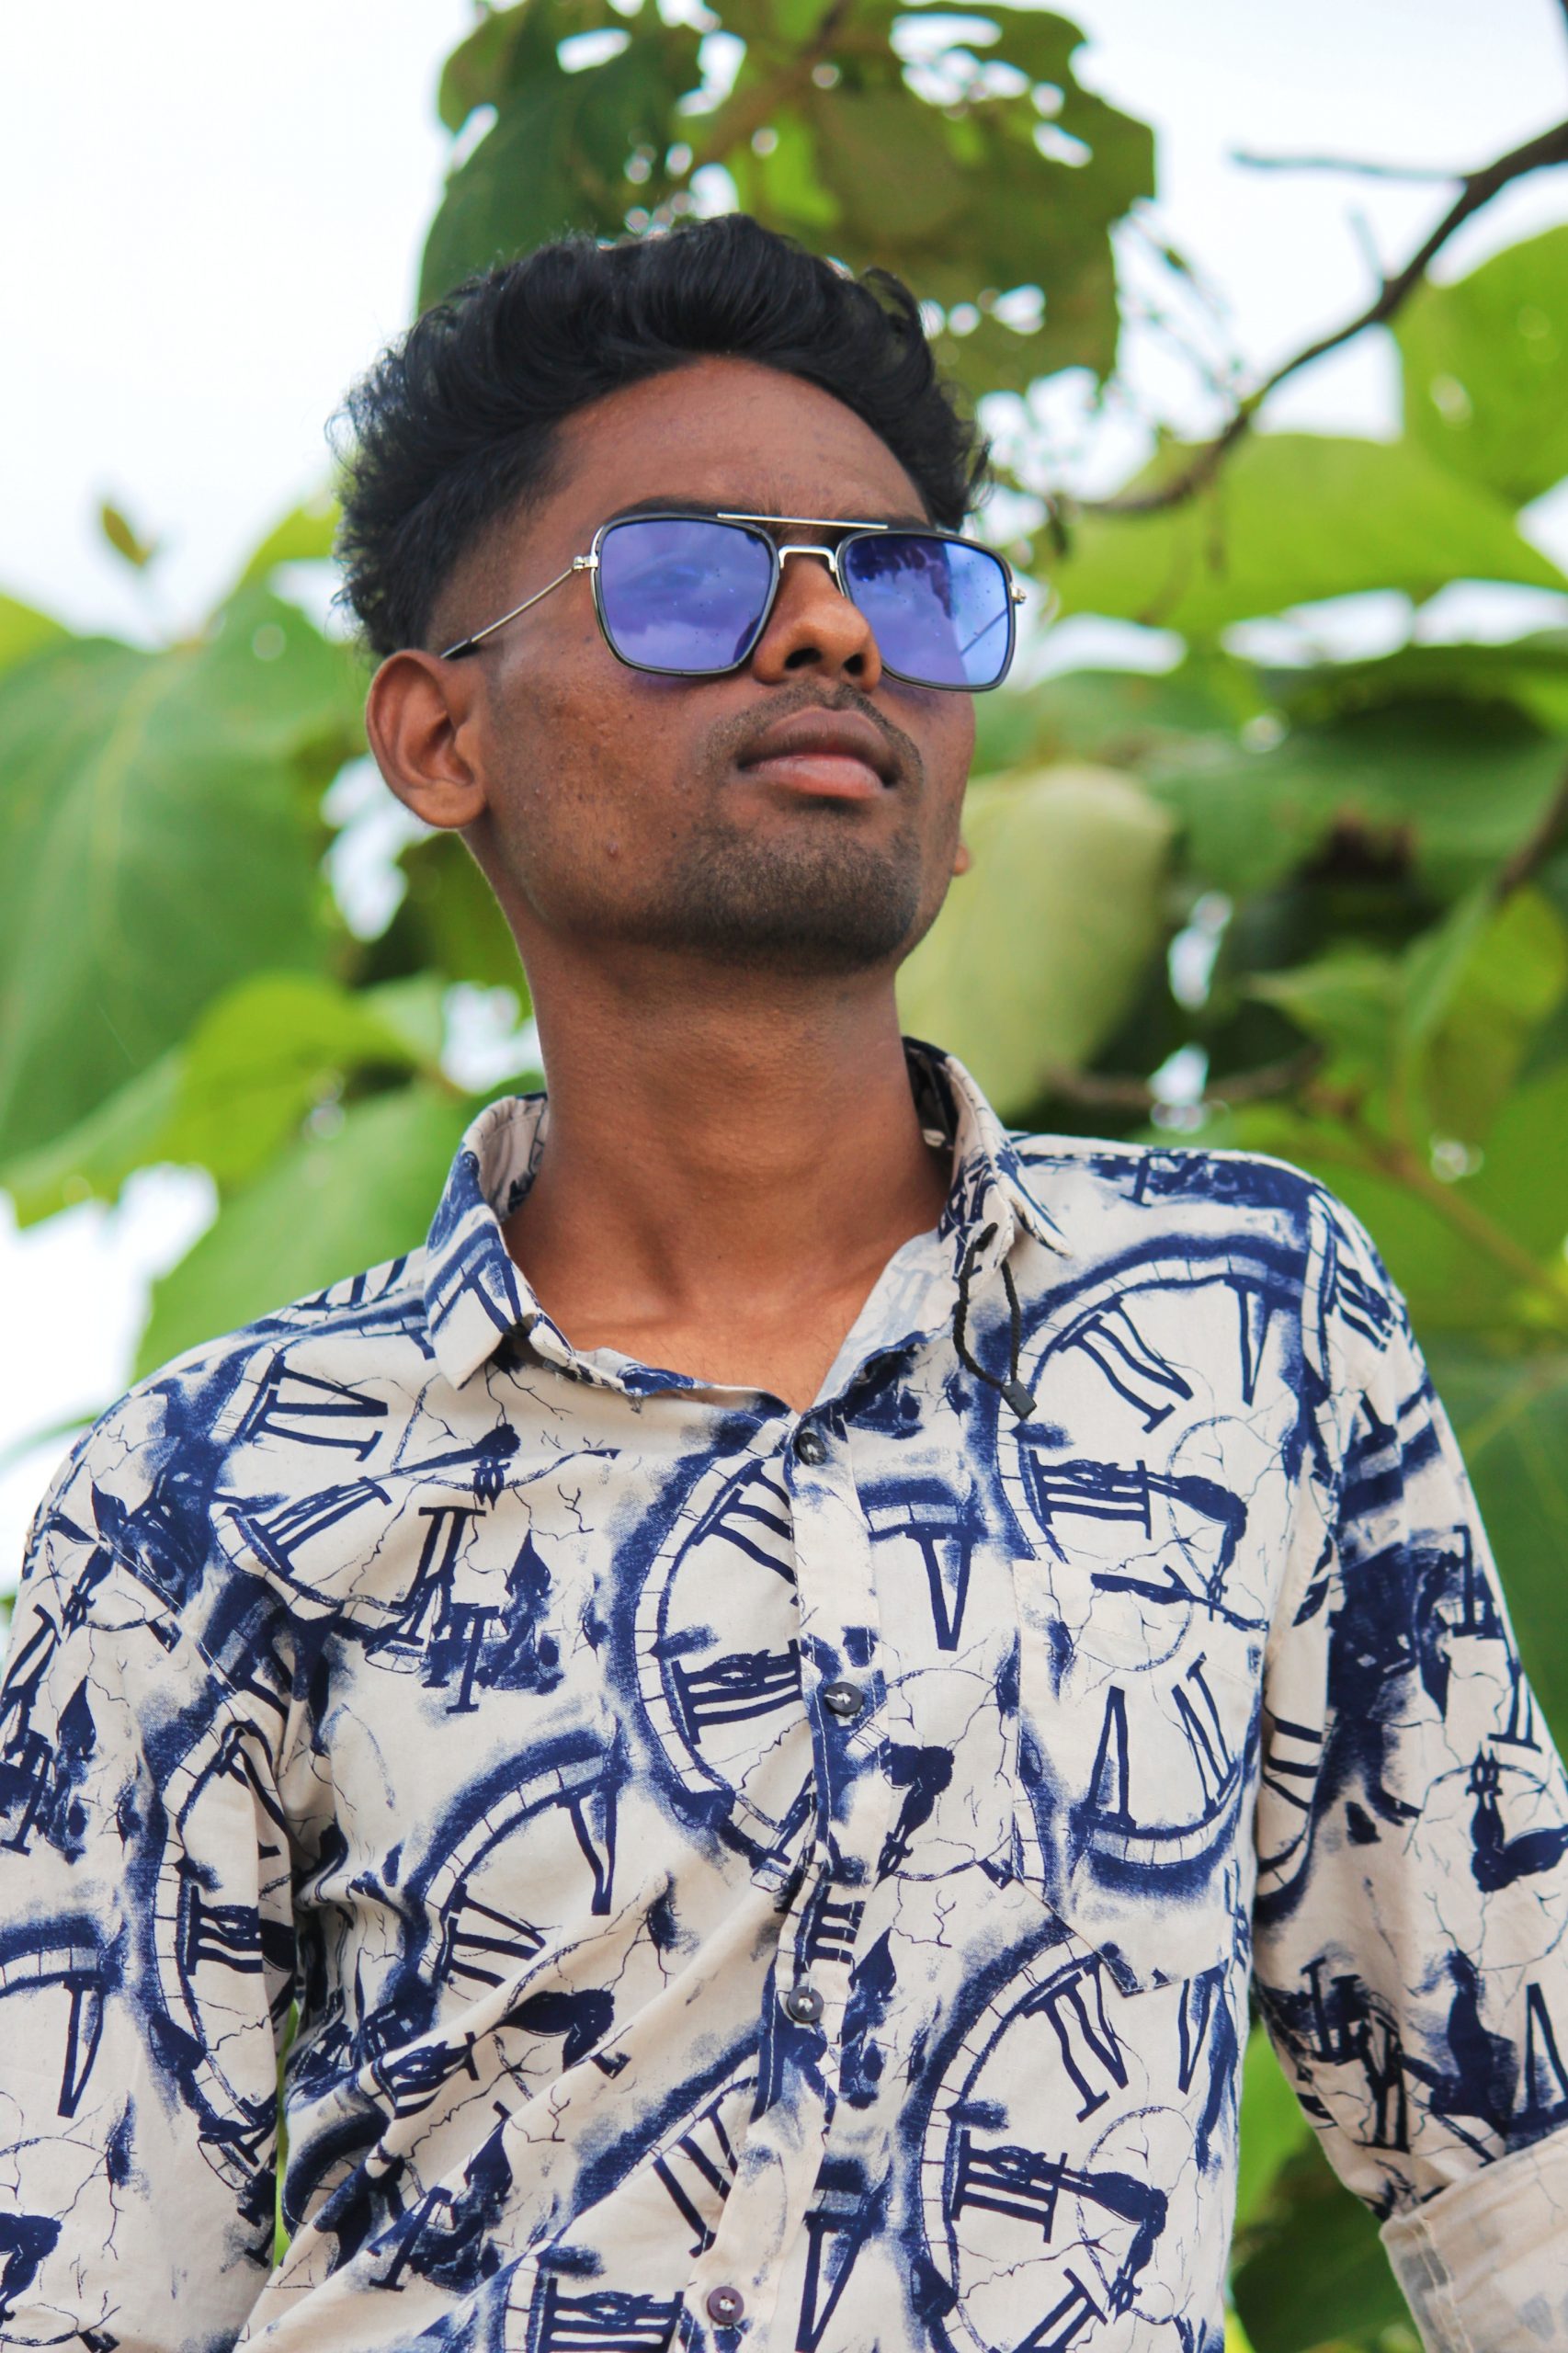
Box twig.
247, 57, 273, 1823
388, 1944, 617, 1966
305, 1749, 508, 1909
1366, 1131, 1568, 1317
1044, 1046, 1321, 1111
1493, 758, 1568, 901
1082, 117, 1568, 520
1285, 1089, 1568, 1331
1230, 151, 1458, 183
691, 0, 848, 165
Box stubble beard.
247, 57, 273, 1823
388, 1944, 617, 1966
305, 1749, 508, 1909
631, 690, 937, 977
651, 805, 929, 976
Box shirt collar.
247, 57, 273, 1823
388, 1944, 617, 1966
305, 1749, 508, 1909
422, 1043, 1069, 1392
917, 1039, 1071, 1267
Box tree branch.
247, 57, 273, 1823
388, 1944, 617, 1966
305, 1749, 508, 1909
1082, 116, 1568, 521
690, 0, 848, 167
1043, 1045, 1321, 1112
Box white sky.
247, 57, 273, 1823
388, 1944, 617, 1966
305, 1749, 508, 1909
4, 0, 1568, 1583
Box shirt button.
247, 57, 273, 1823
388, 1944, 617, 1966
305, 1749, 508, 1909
821, 1679, 863, 1719
706, 2286, 745, 2325
792, 1426, 827, 1466
785, 1983, 824, 2024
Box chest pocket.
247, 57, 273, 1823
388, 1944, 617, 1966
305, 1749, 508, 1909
1009, 1558, 1262, 1990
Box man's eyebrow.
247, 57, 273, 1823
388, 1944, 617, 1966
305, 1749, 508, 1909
599, 496, 935, 529
603, 495, 723, 524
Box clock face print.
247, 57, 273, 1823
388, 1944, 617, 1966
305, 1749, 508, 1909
1000, 1255, 1293, 1973
914, 1930, 1235, 2353
150, 1714, 292, 2207
634, 1450, 813, 1888
1002, 1248, 1304, 1634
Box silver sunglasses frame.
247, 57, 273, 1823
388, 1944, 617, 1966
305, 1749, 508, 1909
437, 509, 1025, 690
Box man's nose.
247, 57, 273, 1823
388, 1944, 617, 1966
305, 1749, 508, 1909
746, 545, 883, 688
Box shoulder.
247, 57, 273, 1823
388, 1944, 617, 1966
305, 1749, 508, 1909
1007, 1126, 1345, 1233
1006, 1128, 1405, 1341
24, 1245, 433, 1616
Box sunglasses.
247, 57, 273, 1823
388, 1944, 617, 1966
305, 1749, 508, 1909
438, 509, 1022, 691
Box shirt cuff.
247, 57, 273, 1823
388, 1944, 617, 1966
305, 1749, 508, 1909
1381, 2131, 1568, 2351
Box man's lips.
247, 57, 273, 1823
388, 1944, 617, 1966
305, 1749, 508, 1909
735, 709, 896, 799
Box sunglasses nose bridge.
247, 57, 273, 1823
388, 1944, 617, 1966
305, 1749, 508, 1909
774, 540, 846, 588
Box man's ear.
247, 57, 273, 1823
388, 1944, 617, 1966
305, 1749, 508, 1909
365, 649, 489, 832
953, 837, 972, 878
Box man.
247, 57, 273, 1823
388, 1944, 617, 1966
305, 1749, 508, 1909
2, 214, 1564, 2353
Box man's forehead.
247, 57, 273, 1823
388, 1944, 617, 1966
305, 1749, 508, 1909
551, 358, 928, 514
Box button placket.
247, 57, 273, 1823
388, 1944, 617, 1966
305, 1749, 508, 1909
691, 1416, 886, 2333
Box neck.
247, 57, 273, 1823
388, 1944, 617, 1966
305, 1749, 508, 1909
503, 939, 949, 1386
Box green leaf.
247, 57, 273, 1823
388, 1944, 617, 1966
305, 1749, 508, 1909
1233, 2026, 1312, 2235
0, 592, 68, 677
419, 1, 1153, 397
752, 108, 843, 232
812, 87, 969, 244
0, 585, 363, 1165
1247, 949, 1399, 1068
1052, 434, 1566, 641
1220, 1063, 1568, 1335
136, 1083, 474, 1376
1264, 632, 1568, 738
420, 10, 705, 309
386, 831, 530, 994
973, 658, 1265, 783
1426, 1342, 1568, 1744
0, 1051, 183, 1225
1398, 224, 1568, 508
1147, 700, 1565, 902
437, 3, 532, 131
1231, 2137, 1404, 2353
1413, 889, 1568, 1141
896, 762, 1173, 1115
98, 499, 160, 572
785, 18, 1153, 392
159, 972, 441, 1193
234, 493, 341, 591
1239, 887, 1568, 1152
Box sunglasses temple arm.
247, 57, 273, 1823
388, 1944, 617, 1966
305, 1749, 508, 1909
438, 556, 594, 661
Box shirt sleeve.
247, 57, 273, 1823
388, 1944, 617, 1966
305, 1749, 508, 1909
0, 1404, 295, 2352
1252, 1198, 1568, 2350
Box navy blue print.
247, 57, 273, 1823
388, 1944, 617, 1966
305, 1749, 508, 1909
2, 1045, 1566, 2350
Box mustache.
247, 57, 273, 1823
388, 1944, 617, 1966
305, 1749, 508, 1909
706, 684, 925, 792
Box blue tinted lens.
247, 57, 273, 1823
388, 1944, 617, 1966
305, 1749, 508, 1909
842, 533, 1013, 688
597, 517, 775, 674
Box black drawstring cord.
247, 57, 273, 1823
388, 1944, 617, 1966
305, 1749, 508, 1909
953, 1224, 1037, 1421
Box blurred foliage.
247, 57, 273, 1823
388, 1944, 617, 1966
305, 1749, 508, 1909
422, 0, 1154, 395
4, 6, 1568, 2346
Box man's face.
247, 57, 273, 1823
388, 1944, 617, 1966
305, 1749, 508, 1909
401, 356, 977, 983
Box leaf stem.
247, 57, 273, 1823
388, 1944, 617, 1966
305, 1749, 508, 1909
1493, 758, 1568, 903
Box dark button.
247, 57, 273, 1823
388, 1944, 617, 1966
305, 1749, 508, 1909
785, 1983, 824, 2024
821, 1679, 863, 1719
706, 2286, 745, 2325
792, 1426, 827, 1466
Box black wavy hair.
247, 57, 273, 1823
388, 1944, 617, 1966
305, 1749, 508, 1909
335, 213, 988, 658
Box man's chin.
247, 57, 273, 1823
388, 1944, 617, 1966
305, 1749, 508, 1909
648, 833, 926, 976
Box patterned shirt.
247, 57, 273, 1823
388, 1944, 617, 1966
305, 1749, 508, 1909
3, 1044, 1567, 2353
